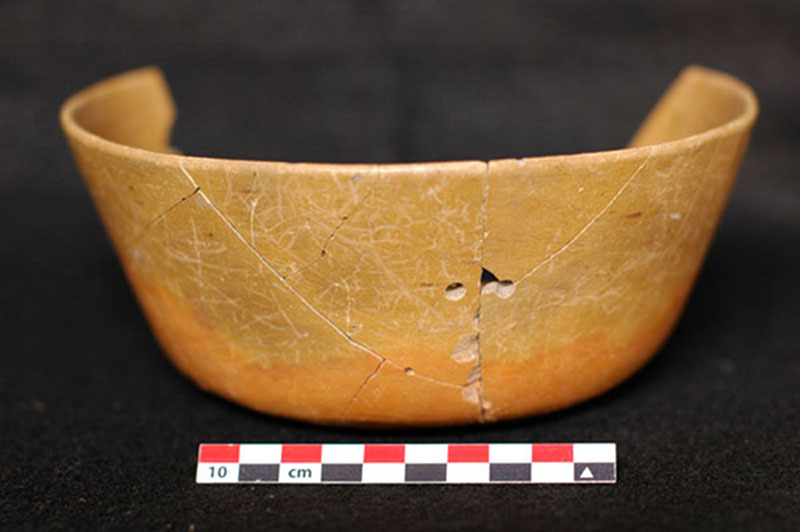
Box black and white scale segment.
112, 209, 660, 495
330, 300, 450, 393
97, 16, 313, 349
196, 443, 616, 484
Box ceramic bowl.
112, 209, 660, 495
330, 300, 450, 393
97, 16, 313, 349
61, 65, 757, 425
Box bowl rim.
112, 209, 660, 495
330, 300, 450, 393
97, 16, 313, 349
60, 64, 759, 172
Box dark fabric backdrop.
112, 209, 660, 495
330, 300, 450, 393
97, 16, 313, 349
1, 1, 798, 530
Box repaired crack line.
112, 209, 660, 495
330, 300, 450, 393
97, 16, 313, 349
129, 186, 200, 245
516, 148, 655, 285
178, 162, 385, 364
473, 161, 491, 422
340, 360, 460, 421
389, 361, 461, 389
177, 162, 459, 399
287, 185, 373, 280
341, 359, 386, 420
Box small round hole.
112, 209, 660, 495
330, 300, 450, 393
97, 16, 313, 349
495, 280, 516, 299
444, 282, 467, 301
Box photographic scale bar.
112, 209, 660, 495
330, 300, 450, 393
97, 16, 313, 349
196, 443, 616, 484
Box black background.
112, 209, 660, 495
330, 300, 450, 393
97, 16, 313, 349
1, 1, 799, 530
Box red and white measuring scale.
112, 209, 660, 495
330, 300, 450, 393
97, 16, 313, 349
196, 442, 616, 484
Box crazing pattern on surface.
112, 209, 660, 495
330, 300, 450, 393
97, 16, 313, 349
109, 128, 744, 423
63, 66, 757, 423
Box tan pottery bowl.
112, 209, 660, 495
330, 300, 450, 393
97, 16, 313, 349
61, 65, 757, 426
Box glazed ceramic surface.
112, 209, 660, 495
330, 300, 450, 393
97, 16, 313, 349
61, 66, 757, 425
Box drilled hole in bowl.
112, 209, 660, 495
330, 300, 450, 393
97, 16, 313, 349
480, 267, 515, 298
444, 282, 467, 301
495, 280, 516, 299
